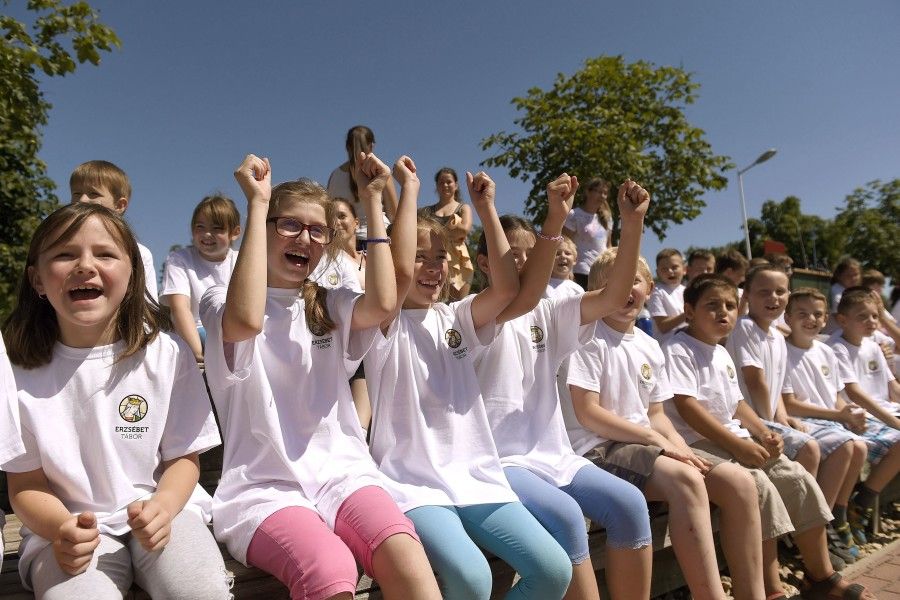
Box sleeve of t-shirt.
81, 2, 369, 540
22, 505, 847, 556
160, 250, 191, 298
546, 294, 593, 363
0, 414, 42, 473
563, 208, 578, 232
826, 349, 845, 393
665, 344, 700, 397
830, 342, 859, 385
0, 340, 25, 466
159, 337, 222, 460
566, 336, 607, 394
139, 244, 158, 300
200, 285, 255, 390
872, 344, 897, 383
327, 287, 377, 375
729, 324, 764, 369
646, 287, 668, 317
453, 294, 497, 349
338, 254, 363, 293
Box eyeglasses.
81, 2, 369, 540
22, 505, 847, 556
266, 217, 334, 245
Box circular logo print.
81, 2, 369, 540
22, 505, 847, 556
119, 395, 148, 423
530, 326, 544, 344
868, 360, 877, 372
327, 273, 339, 286
640, 363, 652, 381
727, 365, 736, 380
445, 329, 462, 349
821, 365, 830, 377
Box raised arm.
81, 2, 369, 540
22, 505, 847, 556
223, 154, 272, 343
380, 156, 419, 331
469, 172, 519, 330
497, 174, 578, 323
579, 180, 650, 325
350, 152, 398, 331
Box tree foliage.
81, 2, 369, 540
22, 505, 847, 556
481, 56, 732, 240
833, 180, 900, 280
0, 0, 119, 317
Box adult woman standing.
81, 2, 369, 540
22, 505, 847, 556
563, 176, 613, 289
419, 167, 475, 300
327, 125, 399, 241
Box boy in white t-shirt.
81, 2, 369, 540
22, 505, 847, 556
715, 248, 749, 305
647, 248, 686, 342
69, 160, 158, 299
543, 235, 585, 299
162, 194, 241, 362
685, 249, 716, 282
666, 274, 872, 600
827, 286, 900, 543
0, 334, 27, 572
566, 251, 764, 599
783, 288, 898, 552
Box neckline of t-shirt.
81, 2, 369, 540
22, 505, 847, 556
267, 286, 302, 298
190, 245, 234, 266
54, 340, 125, 360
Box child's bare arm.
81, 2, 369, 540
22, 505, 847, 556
783, 391, 866, 432
223, 155, 272, 343
497, 174, 578, 323
379, 156, 419, 331
844, 382, 900, 429
469, 172, 519, 330
647, 403, 710, 471
569, 384, 662, 446
350, 153, 398, 331
653, 313, 686, 334
579, 181, 649, 325
128, 453, 201, 552
165, 295, 203, 361
740, 365, 774, 420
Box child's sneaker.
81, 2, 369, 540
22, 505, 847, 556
825, 523, 857, 564
847, 502, 872, 545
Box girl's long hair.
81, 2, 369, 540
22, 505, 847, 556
344, 125, 375, 204
582, 177, 613, 230
3, 203, 168, 369
270, 179, 337, 335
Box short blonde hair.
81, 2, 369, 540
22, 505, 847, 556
588, 247, 653, 291
560, 234, 577, 256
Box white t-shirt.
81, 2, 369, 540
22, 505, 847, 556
725, 317, 793, 418
201, 285, 386, 564
475, 295, 593, 486
785, 339, 843, 411
309, 251, 363, 292
663, 331, 751, 445
5, 333, 220, 579
138, 242, 158, 299
365, 296, 518, 512
325, 167, 389, 239
565, 320, 672, 454
543, 278, 585, 299
646, 282, 685, 342
563, 207, 610, 275
0, 335, 25, 467
161, 246, 238, 327
828, 333, 899, 417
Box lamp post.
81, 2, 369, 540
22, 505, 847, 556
737, 148, 777, 259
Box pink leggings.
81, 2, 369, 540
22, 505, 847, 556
246, 486, 419, 600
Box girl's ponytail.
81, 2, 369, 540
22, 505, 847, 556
301, 279, 335, 336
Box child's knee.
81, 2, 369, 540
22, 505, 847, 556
517, 543, 573, 599
853, 440, 867, 460
800, 439, 821, 462
439, 558, 493, 600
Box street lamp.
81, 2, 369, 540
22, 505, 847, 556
737, 148, 777, 259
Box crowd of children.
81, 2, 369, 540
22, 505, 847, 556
0, 146, 896, 600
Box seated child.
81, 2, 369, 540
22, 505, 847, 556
0, 333, 27, 573
828, 286, 900, 543
647, 248, 686, 342
685, 249, 716, 282
543, 235, 585, 299
161, 194, 241, 362
666, 274, 874, 599
715, 248, 749, 302
783, 288, 897, 552
826, 258, 862, 335
69, 160, 158, 299
566, 250, 764, 600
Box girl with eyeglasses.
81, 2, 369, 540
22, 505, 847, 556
199, 153, 440, 600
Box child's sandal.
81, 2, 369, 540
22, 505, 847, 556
800, 572, 870, 600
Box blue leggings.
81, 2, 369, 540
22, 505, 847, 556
406, 502, 572, 600
505, 464, 652, 563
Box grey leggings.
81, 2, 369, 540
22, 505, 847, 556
27, 510, 232, 600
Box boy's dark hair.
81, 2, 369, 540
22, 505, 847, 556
477, 214, 533, 257
655, 248, 682, 265
687, 249, 715, 265
837, 286, 879, 315
715, 249, 749, 274
743, 263, 787, 294
683, 273, 738, 307
70, 160, 131, 202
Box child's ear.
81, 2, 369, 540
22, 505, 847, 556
835, 312, 847, 329
476, 253, 490, 277
230, 225, 242, 241
114, 197, 129, 214
683, 302, 694, 323
28, 266, 45, 297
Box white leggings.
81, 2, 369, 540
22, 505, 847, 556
27, 511, 232, 600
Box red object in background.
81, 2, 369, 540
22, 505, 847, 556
763, 240, 787, 255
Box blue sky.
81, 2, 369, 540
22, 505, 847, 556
20, 1, 900, 280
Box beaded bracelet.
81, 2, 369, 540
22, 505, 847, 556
536, 231, 563, 243
362, 238, 391, 246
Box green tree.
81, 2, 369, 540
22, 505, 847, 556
0, 0, 119, 317
833, 179, 900, 280
751, 196, 840, 269
481, 56, 732, 240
